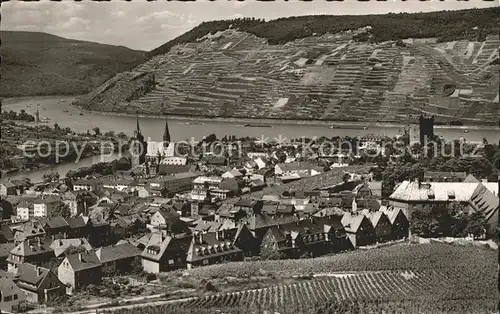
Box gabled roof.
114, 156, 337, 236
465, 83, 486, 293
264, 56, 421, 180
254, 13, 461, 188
379, 206, 408, 224
0, 242, 15, 259
50, 238, 92, 258
341, 212, 367, 233
11, 238, 53, 257
96, 243, 141, 264
463, 174, 480, 183
45, 216, 70, 230
186, 233, 242, 263
65, 251, 101, 272
363, 211, 385, 228
141, 233, 172, 262
389, 181, 479, 202
246, 214, 278, 230
262, 202, 279, 215
0, 277, 20, 297
16, 263, 50, 288
66, 216, 89, 229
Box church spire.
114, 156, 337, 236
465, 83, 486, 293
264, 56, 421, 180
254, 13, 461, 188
135, 116, 141, 135
163, 117, 170, 145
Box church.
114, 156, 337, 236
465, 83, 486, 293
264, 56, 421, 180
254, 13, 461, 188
131, 116, 187, 176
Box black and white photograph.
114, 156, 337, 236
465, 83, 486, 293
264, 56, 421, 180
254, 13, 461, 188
0, 0, 499, 313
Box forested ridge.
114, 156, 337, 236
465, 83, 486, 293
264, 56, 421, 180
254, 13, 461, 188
148, 7, 499, 58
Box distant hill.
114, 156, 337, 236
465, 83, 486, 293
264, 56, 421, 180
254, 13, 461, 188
148, 7, 499, 58
0, 31, 146, 97
76, 8, 499, 125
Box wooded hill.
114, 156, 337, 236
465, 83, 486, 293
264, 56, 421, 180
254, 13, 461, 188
148, 7, 499, 57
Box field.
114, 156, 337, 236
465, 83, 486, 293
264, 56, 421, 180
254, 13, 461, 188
100, 243, 498, 313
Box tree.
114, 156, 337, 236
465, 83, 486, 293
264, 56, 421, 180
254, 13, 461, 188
43, 172, 60, 183
54, 123, 60, 131
92, 127, 101, 136
52, 203, 71, 218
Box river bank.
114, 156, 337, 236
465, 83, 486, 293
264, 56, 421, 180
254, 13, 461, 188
4, 95, 498, 131
75, 105, 499, 131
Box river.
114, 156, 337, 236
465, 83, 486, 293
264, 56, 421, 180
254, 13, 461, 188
2, 95, 499, 182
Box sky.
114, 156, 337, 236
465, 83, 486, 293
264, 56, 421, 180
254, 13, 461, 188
2, 0, 498, 51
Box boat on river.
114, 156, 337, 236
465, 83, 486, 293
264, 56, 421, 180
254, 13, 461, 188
330, 125, 368, 130
244, 123, 272, 127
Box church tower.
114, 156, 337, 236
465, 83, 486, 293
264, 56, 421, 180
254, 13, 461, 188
131, 116, 147, 169
163, 117, 170, 149
35, 109, 40, 123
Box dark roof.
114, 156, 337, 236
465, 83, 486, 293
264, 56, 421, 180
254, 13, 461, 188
235, 198, 255, 207
66, 216, 88, 229
46, 217, 70, 229
261, 202, 279, 215
16, 263, 50, 288
96, 243, 141, 264
157, 164, 190, 175
11, 238, 53, 257
0, 242, 15, 258
65, 251, 101, 271
0, 225, 14, 242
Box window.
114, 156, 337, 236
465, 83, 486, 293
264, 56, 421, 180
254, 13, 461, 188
5, 295, 12, 302
14, 294, 18, 300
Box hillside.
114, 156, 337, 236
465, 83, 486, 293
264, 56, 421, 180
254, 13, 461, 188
0, 31, 146, 97
75, 8, 500, 125
100, 242, 498, 313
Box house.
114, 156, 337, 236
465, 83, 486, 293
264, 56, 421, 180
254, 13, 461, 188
7, 238, 54, 273
16, 201, 34, 221
0, 243, 15, 270
185, 232, 244, 269
65, 216, 90, 238
62, 191, 85, 217
0, 182, 17, 196
49, 238, 93, 258
148, 172, 198, 196
33, 196, 62, 218
363, 211, 392, 243
157, 164, 191, 175
95, 243, 142, 275
222, 169, 243, 179
191, 176, 223, 201
15, 263, 65, 303
0, 225, 14, 244
141, 233, 192, 273
58, 252, 102, 293
88, 220, 111, 247
274, 162, 322, 178
0, 276, 26, 312
160, 156, 188, 166
340, 212, 375, 248
149, 209, 186, 233
379, 206, 409, 240
101, 179, 134, 192
72, 179, 97, 191
43, 217, 70, 238
389, 179, 499, 235
12, 221, 46, 244
260, 216, 347, 258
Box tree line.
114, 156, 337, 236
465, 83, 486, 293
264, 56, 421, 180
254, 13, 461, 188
148, 8, 499, 58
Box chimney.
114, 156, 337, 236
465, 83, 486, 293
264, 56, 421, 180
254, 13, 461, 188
36, 267, 42, 277
78, 253, 83, 262
198, 233, 203, 244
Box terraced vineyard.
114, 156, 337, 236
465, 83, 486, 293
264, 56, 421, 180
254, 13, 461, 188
76, 18, 499, 125
177, 270, 450, 310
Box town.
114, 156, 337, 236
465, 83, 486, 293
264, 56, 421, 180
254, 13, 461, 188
1, 2, 499, 314
0, 113, 498, 313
